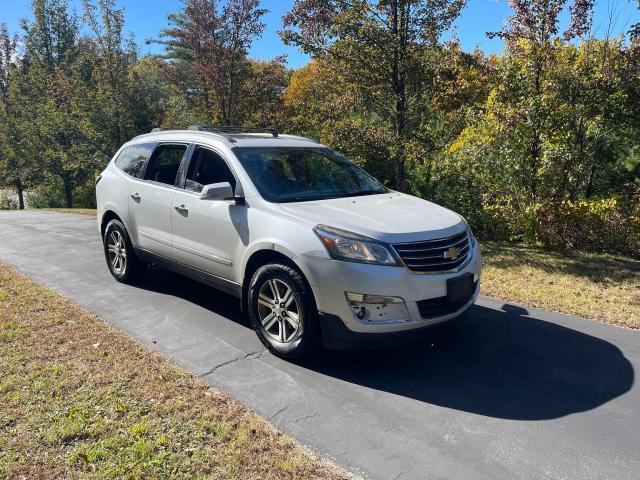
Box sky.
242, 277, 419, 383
1, 0, 638, 68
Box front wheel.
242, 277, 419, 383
103, 219, 146, 283
248, 263, 320, 359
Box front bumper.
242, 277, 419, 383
300, 242, 482, 345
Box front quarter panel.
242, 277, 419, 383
238, 204, 326, 287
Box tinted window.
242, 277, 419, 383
144, 144, 187, 186
114, 143, 155, 178
184, 147, 236, 193
233, 147, 387, 203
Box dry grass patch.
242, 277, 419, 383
481, 242, 640, 329
0, 263, 354, 479
42, 208, 97, 216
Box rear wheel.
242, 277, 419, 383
248, 263, 320, 358
103, 219, 146, 283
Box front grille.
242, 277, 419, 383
392, 230, 471, 273
416, 281, 478, 319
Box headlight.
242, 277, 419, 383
313, 225, 401, 266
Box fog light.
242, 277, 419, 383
345, 292, 410, 324
345, 292, 404, 304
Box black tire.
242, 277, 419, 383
103, 219, 146, 283
248, 263, 320, 359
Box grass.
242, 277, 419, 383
0, 262, 354, 480
42, 208, 97, 216
481, 242, 640, 329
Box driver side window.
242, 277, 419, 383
184, 147, 236, 193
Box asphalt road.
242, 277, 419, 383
1, 210, 639, 479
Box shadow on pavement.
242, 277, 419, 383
137, 266, 634, 421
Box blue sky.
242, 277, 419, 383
1, 0, 638, 68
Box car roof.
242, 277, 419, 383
129, 129, 323, 149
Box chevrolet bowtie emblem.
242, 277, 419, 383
443, 247, 461, 260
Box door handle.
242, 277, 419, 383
174, 204, 188, 215
130, 193, 141, 201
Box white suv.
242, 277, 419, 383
96, 126, 482, 357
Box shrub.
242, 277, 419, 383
73, 179, 97, 209
24, 178, 97, 209
481, 195, 530, 242
26, 180, 66, 209
534, 198, 640, 256
457, 194, 639, 257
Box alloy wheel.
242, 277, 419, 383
257, 278, 301, 343
107, 230, 127, 275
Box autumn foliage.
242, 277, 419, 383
0, 0, 639, 255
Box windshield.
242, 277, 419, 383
233, 147, 388, 203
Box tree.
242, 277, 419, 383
155, 0, 272, 125
22, 0, 78, 71
241, 58, 289, 128
281, 0, 466, 191
13, 0, 160, 208
485, 0, 596, 202
0, 22, 30, 209
75, 0, 151, 156
283, 58, 356, 138
18, 0, 83, 208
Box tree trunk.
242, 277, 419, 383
15, 178, 25, 209
63, 177, 73, 208
585, 161, 597, 199
391, 0, 408, 192
394, 150, 406, 192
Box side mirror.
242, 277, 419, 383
200, 182, 235, 201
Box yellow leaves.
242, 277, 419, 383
448, 138, 464, 154
283, 61, 322, 108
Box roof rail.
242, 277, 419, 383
188, 125, 279, 138
150, 127, 184, 133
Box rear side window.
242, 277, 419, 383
144, 144, 187, 186
114, 143, 155, 178
184, 147, 237, 193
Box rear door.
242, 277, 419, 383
171, 145, 245, 281
128, 143, 189, 259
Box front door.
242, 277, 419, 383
171, 145, 245, 281
128, 143, 188, 259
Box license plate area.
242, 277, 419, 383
446, 273, 475, 303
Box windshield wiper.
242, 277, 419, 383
277, 190, 385, 203
340, 190, 385, 198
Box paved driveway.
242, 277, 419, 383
1, 210, 638, 479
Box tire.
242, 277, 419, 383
103, 219, 146, 283
248, 263, 320, 359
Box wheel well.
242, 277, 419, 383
100, 210, 122, 238
241, 250, 312, 312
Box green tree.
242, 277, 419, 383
483, 0, 596, 202
281, 0, 466, 191
0, 22, 32, 209
19, 0, 83, 207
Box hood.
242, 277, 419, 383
278, 192, 466, 243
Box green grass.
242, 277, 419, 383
481, 242, 640, 329
0, 262, 354, 479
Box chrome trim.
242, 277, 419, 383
392, 230, 473, 275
